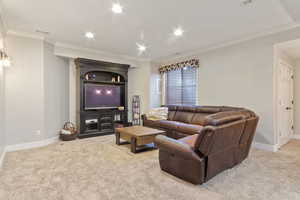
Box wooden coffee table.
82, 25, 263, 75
115, 126, 165, 153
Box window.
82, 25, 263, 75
165, 67, 197, 105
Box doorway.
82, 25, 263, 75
276, 59, 294, 147
274, 40, 300, 149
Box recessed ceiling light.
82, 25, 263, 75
137, 43, 146, 52
112, 3, 123, 14
85, 32, 95, 39
174, 28, 184, 37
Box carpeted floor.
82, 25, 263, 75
0, 135, 300, 200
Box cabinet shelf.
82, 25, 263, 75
84, 80, 126, 85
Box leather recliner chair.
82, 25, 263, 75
143, 105, 259, 184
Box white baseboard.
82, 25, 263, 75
253, 142, 278, 152
292, 134, 300, 140
6, 136, 59, 152
0, 147, 7, 168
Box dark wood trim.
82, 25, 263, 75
115, 132, 120, 145
131, 137, 137, 153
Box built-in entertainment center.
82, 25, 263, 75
75, 58, 130, 138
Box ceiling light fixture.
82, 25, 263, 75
112, 3, 123, 14
85, 32, 95, 39
137, 43, 146, 52
174, 28, 184, 37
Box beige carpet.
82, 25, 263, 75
0, 136, 300, 200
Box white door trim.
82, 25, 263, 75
273, 46, 294, 149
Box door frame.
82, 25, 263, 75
273, 48, 294, 150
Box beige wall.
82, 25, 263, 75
44, 42, 69, 139
5, 34, 70, 145
198, 39, 274, 145
128, 61, 151, 118
159, 26, 300, 146
5, 35, 45, 145
0, 16, 7, 161
0, 64, 6, 159
149, 62, 161, 109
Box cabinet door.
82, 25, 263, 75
99, 114, 114, 132
81, 114, 100, 134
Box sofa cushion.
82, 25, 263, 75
173, 112, 195, 123
191, 113, 210, 126
176, 123, 203, 135
143, 119, 162, 129
168, 111, 177, 120
158, 120, 182, 129
176, 105, 197, 112
166, 105, 178, 111
170, 131, 190, 139
220, 106, 243, 112
195, 107, 221, 113
158, 120, 203, 135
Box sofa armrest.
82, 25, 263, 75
155, 135, 203, 162
197, 126, 216, 155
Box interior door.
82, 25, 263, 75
278, 60, 294, 147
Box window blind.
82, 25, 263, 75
166, 67, 197, 105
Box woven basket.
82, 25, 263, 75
60, 122, 78, 141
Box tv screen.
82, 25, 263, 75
84, 84, 122, 109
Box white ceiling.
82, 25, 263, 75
1, 0, 299, 60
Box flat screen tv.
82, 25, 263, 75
84, 83, 123, 110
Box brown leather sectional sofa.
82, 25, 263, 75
142, 105, 259, 184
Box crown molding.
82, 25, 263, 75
6, 30, 151, 63
55, 42, 151, 63
157, 22, 300, 63
7, 30, 45, 40
54, 42, 152, 67
6, 30, 57, 47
